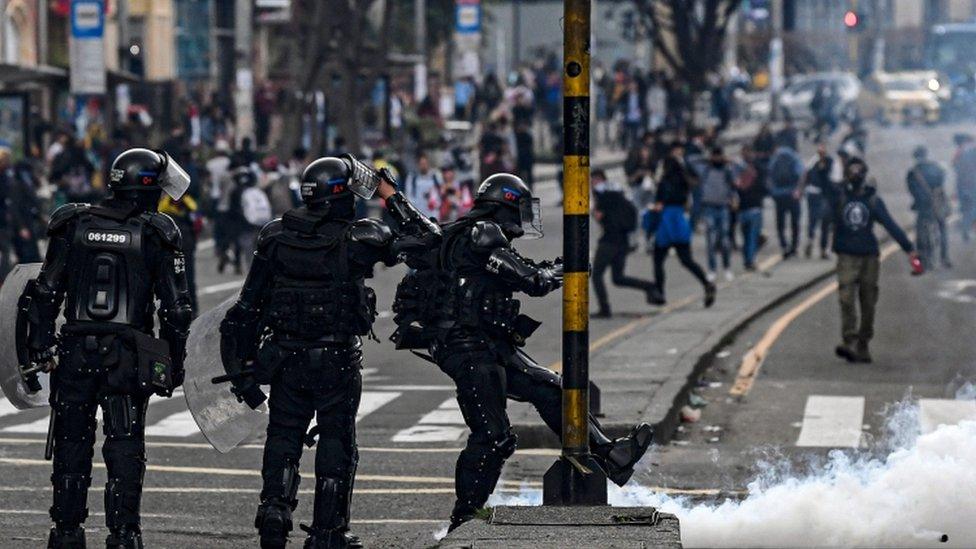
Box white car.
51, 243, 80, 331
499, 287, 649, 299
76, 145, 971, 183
744, 72, 861, 121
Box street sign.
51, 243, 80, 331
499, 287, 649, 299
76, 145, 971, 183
456, 0, 481, 35
69, 0, 106, 95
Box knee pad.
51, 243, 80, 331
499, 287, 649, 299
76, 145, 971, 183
50, 473, 91, 528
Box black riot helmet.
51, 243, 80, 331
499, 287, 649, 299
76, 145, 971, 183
109, 148, 190, 202
472, 173, 543, 239
299, 156, 356, 218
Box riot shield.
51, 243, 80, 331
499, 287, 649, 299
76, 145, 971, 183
0, 263, 51, 409
183, 296, 268, 453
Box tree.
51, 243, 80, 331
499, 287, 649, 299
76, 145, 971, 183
635, 0, 742, 91
277, 0, 394, 156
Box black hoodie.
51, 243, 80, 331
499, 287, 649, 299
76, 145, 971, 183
826, 185, 913, 256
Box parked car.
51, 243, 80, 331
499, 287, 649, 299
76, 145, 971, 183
856, 71, 942, 125
744, 72, 861, 121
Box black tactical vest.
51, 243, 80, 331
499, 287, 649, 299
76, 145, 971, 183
65, 210, 154, 328
265, 215, 377, 339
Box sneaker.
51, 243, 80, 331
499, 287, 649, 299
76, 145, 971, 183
835, 342, 857, 363
704, 283, 716, 308
706, 271, 717, 283
723, 270, 735, 282
804, 243, 813, 258
646, 286, 666, 306
744, 263, 757, 272
855, 341, 873, 364
820, 250, 831, 260
783, 248, 797, 260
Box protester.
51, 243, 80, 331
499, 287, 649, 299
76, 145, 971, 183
800, 142, 838, 259
591, 170, 664, 318
767, 137, 804, 258
206, 140, 234, 273
514, 119, 535, 189
652, 142, 716, 308
698, 146, 737, 281
907, 146, 951, 270
826, 157, 917, 363
227, 167, 271, 272
735, 146, 766, 271
404, 151, 442, 220
951, 133, 976, 241
8, 158, 44, 264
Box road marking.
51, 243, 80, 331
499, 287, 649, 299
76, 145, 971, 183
730, 240, 902, 398
393, 398, 467, 443
0, 507, 446, 524
795, 395, 865, 448
357, 391, 401, 421
936, 279, 976, 304
199, 279, 244, 296
366, 384, 455, 392
919, 398, 976, 434
145, 410, 200, 437
0, 398, 21, 418
0, 457, 541, 487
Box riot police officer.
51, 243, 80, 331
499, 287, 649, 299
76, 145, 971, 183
22, 148, 193, 548
219, 156, 439, 549
392, 173, 653, 531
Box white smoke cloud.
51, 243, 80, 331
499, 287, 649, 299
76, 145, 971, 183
484, 400, 976, 548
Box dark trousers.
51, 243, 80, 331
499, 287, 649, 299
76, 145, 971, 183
773, 195, 801, 253
652, 243, 709, 297
49, 341, 149, 532
806, 194, 831, 252
260, 344, 362, 534
435, 345, 613, 523
836, 254, 880, 344
916, 213, 950, 268
592, 239, 656, 313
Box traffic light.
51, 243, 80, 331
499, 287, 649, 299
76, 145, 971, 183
844, 10, 864, 32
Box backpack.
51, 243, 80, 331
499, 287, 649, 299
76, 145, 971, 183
241, 186, 272, 227
769, 153, 798, 190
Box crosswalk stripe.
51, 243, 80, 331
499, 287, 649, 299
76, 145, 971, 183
392, 398, 466, 443
357, 391, 401, 422
0, 399, 21, 418
796, 395, 865, 448
145, 410, 200, 437
919, 398, 976, 434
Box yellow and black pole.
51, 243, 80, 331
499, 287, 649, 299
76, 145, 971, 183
542, 0, 607, 506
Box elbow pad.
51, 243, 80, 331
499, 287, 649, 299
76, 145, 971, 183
486, 248, 562, 297
386, 192, 442, 238
24, 280, 60, 351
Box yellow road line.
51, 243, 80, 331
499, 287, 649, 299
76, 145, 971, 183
0, 457, 541, 487
729, 241, 901, 398
0, 508, 445, 524
0, 437, 560, 457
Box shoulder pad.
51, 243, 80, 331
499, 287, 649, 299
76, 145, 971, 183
470, 221, 509, 251
142, 212, 183, 249
257, 219, 284, 250
47, 203, 90, 235
349, 219, 393, 247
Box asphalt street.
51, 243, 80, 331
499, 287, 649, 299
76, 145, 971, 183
0, 123, 973, 547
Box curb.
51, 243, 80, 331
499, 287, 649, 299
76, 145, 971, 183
510, 263, 839, 448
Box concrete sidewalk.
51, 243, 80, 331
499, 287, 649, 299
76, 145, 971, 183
510, 252, 840, 447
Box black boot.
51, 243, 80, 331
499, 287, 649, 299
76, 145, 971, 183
301, 524, 357, 549
255, 499, 294, 549
592, 423, 654, 487
48, 526, 86, 549
105, 525, 143, 549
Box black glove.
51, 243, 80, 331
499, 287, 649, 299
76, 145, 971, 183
232, 382, 267, 410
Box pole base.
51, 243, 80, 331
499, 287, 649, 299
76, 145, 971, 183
542, 454, 608, 506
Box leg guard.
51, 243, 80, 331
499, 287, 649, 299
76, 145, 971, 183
299, 476, 361, 549
449, 432, 517, 531
591, 423, 654, 487
47, 526, 86, 549
100, 394, 148, 533
255, 460, 301, 549
50, 474, 92, 531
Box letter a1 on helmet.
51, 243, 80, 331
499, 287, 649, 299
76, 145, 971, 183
0, 263, 52, 409
183, 296, 268, 453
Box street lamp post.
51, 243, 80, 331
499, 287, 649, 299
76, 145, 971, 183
542, 0, 607, 507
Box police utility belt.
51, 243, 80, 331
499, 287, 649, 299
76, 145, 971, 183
60, 323, 175, 393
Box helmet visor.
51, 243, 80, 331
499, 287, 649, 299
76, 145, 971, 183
343, 154, 380, 200
158, 152, 191, 200
520, 197, 543, 239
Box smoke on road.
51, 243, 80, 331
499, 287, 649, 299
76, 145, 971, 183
485, 392, 976, 548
